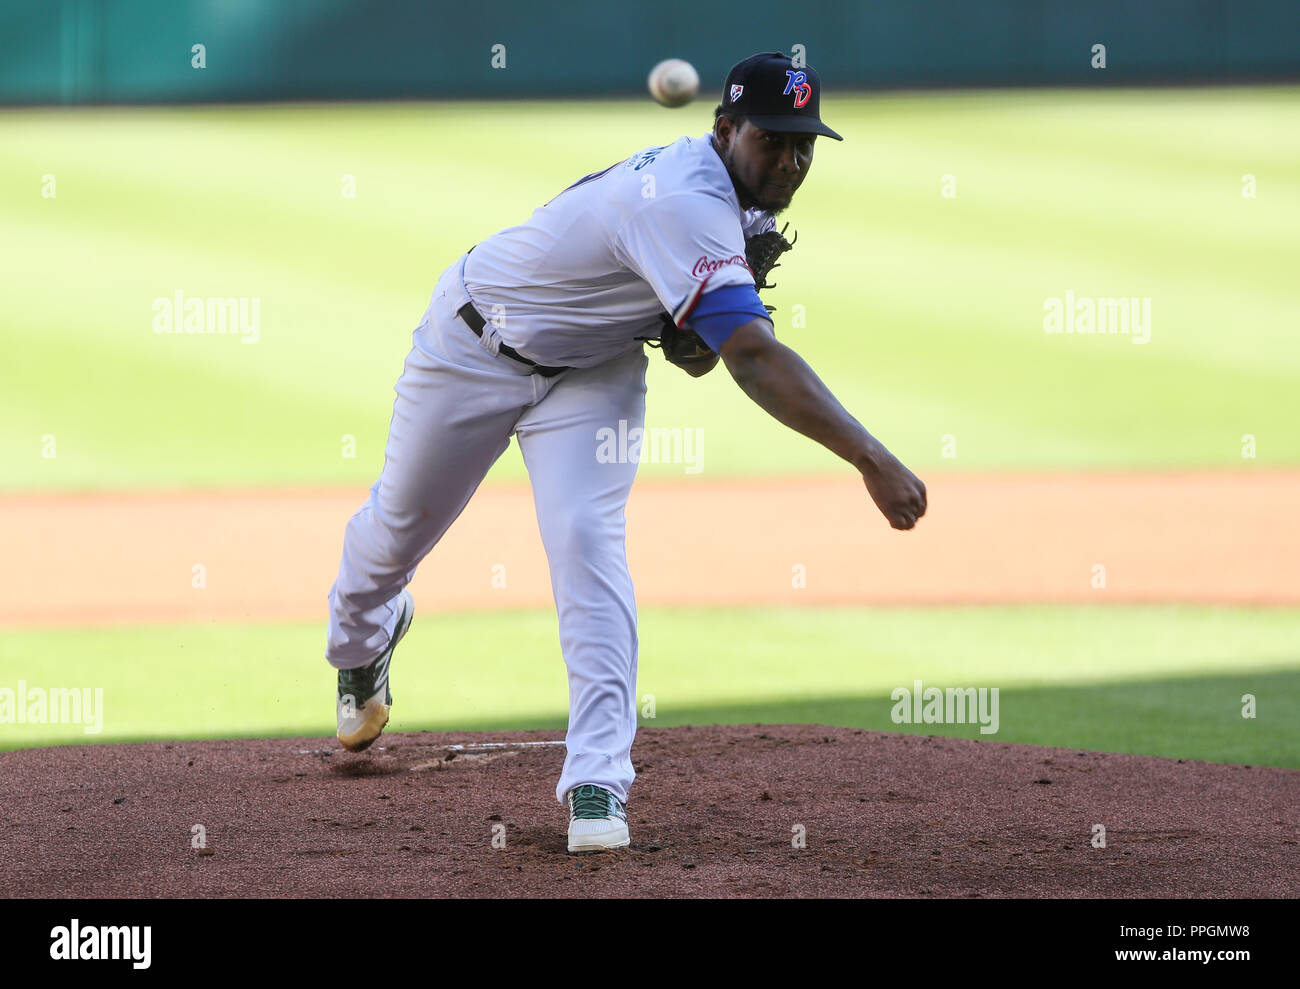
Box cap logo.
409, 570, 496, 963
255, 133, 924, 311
783, 70, 811, 108
730, 84, 744, 103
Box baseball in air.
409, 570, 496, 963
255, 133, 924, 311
647, 59, 699, 108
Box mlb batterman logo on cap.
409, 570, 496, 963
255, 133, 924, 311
722, 51, 844, 141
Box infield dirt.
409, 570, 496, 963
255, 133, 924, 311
2, 724, 1296, 898
4, 470, 1299, 626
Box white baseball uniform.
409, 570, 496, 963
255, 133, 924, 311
327, 132, 774, 805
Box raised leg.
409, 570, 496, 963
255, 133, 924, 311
326, 293, 537, 669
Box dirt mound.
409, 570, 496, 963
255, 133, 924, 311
3, 725, 1296, 898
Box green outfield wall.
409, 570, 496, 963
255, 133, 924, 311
3, 0, 1298, 105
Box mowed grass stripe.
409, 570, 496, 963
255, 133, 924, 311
1, 605, 1296, 766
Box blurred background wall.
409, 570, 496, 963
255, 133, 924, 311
4, 0, 1298, 105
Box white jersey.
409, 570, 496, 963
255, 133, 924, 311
461, 132, 776, 368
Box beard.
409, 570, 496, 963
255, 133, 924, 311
722, 152, 792, 214
739, 173, 793, 214
720, 147, 762, 210
717, 135, 796, 214
755, 184, 792, 215
763, 193, 791, 216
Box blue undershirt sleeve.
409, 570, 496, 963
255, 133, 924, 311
681, 283, 773, 352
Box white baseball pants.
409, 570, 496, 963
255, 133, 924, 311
327, 254, 647, 805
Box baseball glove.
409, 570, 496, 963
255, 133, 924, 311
649, 314, 717, 372
745, 222, 797, 313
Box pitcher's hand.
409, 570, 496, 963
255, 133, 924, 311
862, 453, 927, 530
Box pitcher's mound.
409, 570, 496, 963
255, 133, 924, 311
3, 725, 1296, 898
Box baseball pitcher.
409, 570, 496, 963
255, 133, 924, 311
326, 52, 927, 853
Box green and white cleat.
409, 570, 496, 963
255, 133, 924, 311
567, 784, 630, 853
336, 590, 413, 753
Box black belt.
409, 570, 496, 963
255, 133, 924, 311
455, 302, 570, 377
458, 246, 570, 378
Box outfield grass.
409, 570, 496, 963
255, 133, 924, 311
3, 88, 1298, 491
5, 95, 1295, 773
2, 605, 1297, 767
